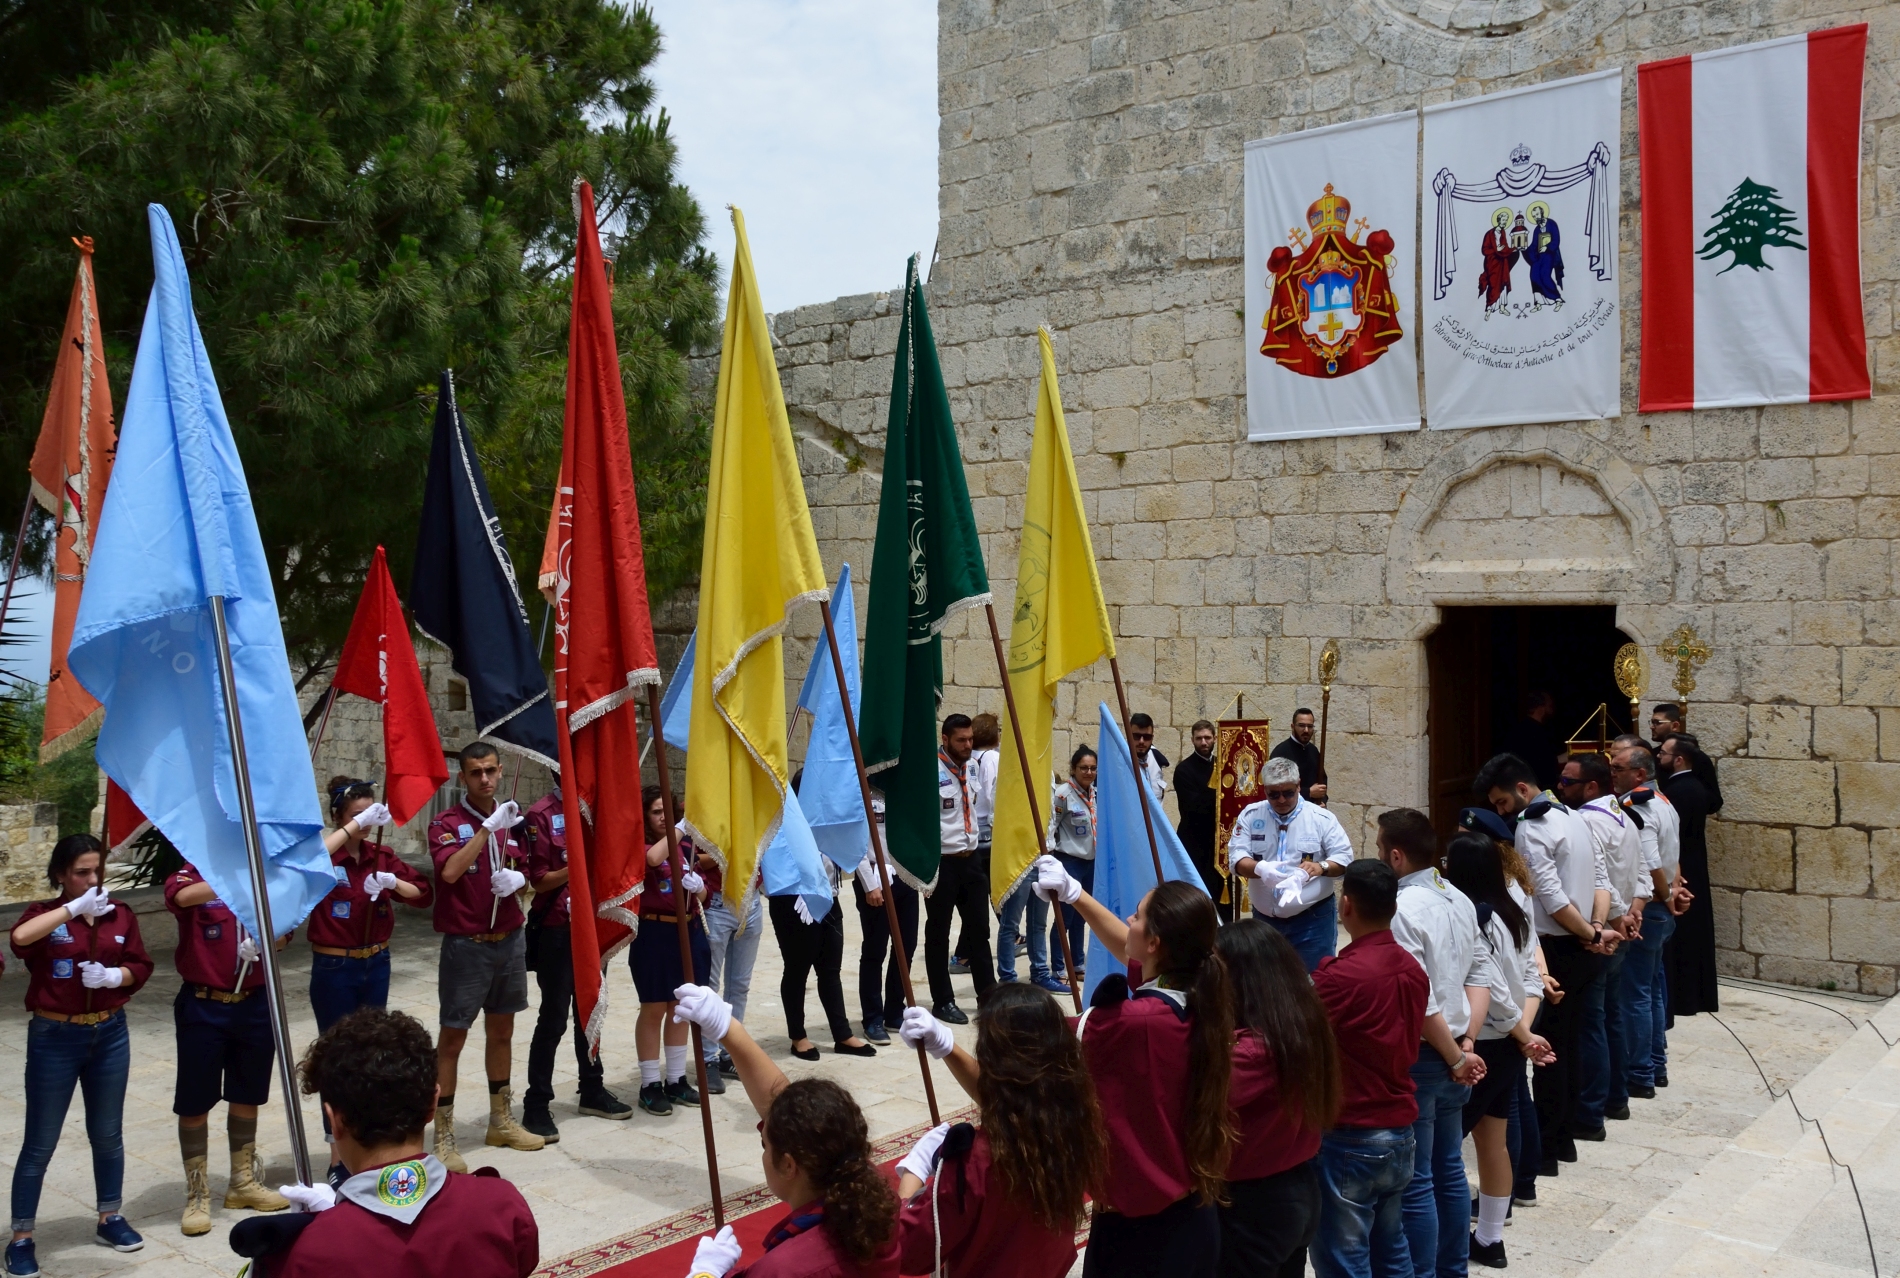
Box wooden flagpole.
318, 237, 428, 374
644, 683, 725, 1227
306, 686, 338, 762
817, 599, 941, 1125
981, 604, 1084, 1014
1107, 657, 1167, 883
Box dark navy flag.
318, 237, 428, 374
410, 372, 558, 768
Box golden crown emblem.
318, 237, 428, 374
1307, 184, 1351, 233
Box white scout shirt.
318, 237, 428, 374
1580, 794, 1648, 920
1514, 797, 1597, 938
1139, 749, 1168, 800
1621, 786, 1681, 889
1227, 796, 1353, 919
969, 747, 1000, 845
1474, 882, 1543, 1041
1393, 866, 1513, 1041
938, 752, 979, 860
1046, 780, 1097, 861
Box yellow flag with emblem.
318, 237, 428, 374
992, 329, 1115, 906
684, 208, 830, 921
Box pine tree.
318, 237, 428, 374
1698, 177, 1806, 274
0, 0, 718, 680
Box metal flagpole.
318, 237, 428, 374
207, 595, 314, 1187
1107, 657, 1167, 884
306, 686, 337, 762
643, 684, 725, 1226
817, 600, 941, 1123
982, 604, 1084, 1014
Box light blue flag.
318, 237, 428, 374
658, 630, 696, 752
69, 204, 332, 942
1084, 701, 1208, 1004
793, 564, 867, 872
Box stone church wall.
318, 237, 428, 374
751, 0, 1900, 993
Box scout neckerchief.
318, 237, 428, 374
764, 1198, 827, 1252
1065, 779, 1097, 844
939, 751, 974, 838
1271, 795, 1303, 863
337, 1154, 450, 1225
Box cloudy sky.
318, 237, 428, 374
647, 0, 940, 313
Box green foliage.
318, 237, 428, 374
0, 0, 718, 679
0, 693, 105, 836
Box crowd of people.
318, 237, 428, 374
3, 702, 1725, 1278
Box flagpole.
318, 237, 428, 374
207, 595, 313, 1187
0, 495, 35, 655
1107, 656, 1167, 884
643, 683, 725, 1227
817, 599, 941, 1124
982, 604, 1084, 1014
306, 686, 337, 762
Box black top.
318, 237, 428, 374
1270, 736, 1323, 800
1173, 750, 1216, 828
1660, 768, 1719, 1016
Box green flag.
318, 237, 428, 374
859, 256, 991, 887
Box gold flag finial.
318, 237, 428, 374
1318, 638, 1340, 692
1614, 642, 1645, 728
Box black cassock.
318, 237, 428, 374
1661, 769, 1720, 1016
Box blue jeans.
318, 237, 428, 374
1262, 894, 1338, 973
1621, 904, 1676, 1088
1577, 946, 1628, 1126
1051, 855, 1095, 976
1403, 1049, 1472, 1278
12, 1011, 131, 1232
702, 891, 764, 1061
1311, 1126, 1416, 1278
996, 878, 1052, 982
308, 947, 392, 1033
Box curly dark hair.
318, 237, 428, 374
763, 1079, 896, 1263
974, 982, 1106, 1231
298, 1008, 438, 1148
1144, 880, 1235, 1205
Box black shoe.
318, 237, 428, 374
1606, 1104, 1631, 1122
1655, 1069, 1670, 1088
1539, 1155, 1560, 1177
700, 1068, 726, 1095
1628, 1083, 1657, 1099
638, 1082, 672, 1116
717, 1052, 739, 1080
791, 1043, 820, 1061
522, 1107, 561, 1142
667, 1077, 701, 1108
1469, 1232, 1508, 1269
863, 1019, 891, 1045
1571, 1125, 1607, 1142
834, 1040, 878, 1057
933, 1001, 969, 1025
578, 1088, 633, 1120
1512, 1187, 1537, 1207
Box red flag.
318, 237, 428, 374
332, 546, 449, 824
557, 182, 663, 1051
104, 780, 150, 856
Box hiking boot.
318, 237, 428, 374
224, 1145, 290, 1212
434, 1100, 468, 1173
180, 1155, 212, 1235
578, 1088, 633, 1120
522, 1106, 560, 1143
638, 1082, 673, 1116
667, 1076, 702, 1108
485, 1087, 546, 1151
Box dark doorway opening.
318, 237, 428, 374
1425, 606, 1637, 843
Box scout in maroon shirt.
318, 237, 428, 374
7, 835, 152, 1266
628, 785, 711, 1117
423, 742, 544, 1174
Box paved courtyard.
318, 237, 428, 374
0, 882, 1891, 1277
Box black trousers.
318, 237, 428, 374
854, 877, 919, 1030
525, 924, 604, 1109
1218, 1161, 1319, 1278
925, 853, 996, 1007
953, 845, 989, 963
1533, 934, 1607, 1159
1085, 1198, 1220, 1278
768, 895, 853, 1044
1179, 823, 1232, 924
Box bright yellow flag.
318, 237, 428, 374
992, 329, 1115, 905
685, 209, 829, 921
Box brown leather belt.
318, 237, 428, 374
34, 1008, 120, 1025
640, 912, 702, 923
312, 942, 388, 959
465, 931, 512, 944
192, 985, 253, 1003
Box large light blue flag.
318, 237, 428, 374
1084, 701, 1208, 1004
793, 564, 867, 872
69, 205, 331, 941
658, 630, 695, 752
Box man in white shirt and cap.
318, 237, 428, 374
1228, 756, 1353, 971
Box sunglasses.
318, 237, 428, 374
1265, 787, 1300, 799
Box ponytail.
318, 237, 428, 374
1144, 880, 1234, 1204
763, 1079, 896, 1263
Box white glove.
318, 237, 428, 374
363, 870, 401, 901
78, 961, 123, 989
350, 802, 393, 831
237, 936, 261, 963
686, 1224, 742, 1278
481, 800, 523, 833
680, 869, 705, 896
672, 983, 734, 1043
899, 1005, 956, 1060
1252, 857, 1295, 883
66, 886, 112, 920
793, 895, 817, 925
490, 867, 527, 897
1274, 873, 1309, 909
278, 1182, 335, 1214
1031, 854, 1082, 905
897, 1122, 952, 1185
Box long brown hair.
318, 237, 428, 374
975, 983, 1107, 1231
1143, 880, 1234, 1204
1215, 920, 1341, 1133
763, 1079, 896, 1262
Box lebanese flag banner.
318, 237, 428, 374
332, 545, 448, 825
557, 180, 663, 1052
1639, 25, 1869, 411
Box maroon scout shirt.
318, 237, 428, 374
638, 832, 706, 919
305, 843, 433, 949
897, 1128, 1078, 1278
1078, 963, 1198, 1218
736, 1210, 900, 1278
275, 1165, 539, 1278
522, 792, 570, 926
427, 801, 526, 936
1312, 930, 1428, 1130
165, 864, 267, 992
10, 898, 153, 1017
1226, 1029, 1324, 1182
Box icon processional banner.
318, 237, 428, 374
1213, 718, 1274, 911
1244, 112, 1420, 440
1422, 69, 1623, 431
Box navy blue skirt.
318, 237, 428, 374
629, 914, 711, 1004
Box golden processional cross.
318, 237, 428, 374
1657, 624, 1712, 725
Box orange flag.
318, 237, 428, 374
537, 486, 559, 604
30, 238, 115, 761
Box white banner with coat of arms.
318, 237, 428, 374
1423, 70, 1623, 430
1244, 112, 1420, 440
